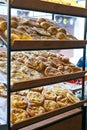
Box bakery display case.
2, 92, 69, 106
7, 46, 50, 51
0, 0, 87, 130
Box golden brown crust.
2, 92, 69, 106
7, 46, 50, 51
11, 20, 18, 28
0, 83, 6, 90
56, 32, 67, 40
52, 85, 70, 97
11, 33, 20, 44
25, 57, 45, 71
58, 28, 67, 34
47, 26, 57, 35
11, 108, 29, 124
67, 93, 80, 103
40, 22, 50, 30
0, 21, 7, 31
42, 89, 57, 100
26, 105, 45, 117
11, 95, 28, 109
27, 91, 44, 105
44, 66, 62, 77
17, 25, 27, 32
37, 18, 47, 23
11, 17, 18, 22
0, 90, 7, 98
44, 100, 58, 112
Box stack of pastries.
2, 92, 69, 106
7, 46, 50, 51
11, 50, 81, 83
0, 16, 77, 45
11, 84, 80, 124
0, 51, 81, 83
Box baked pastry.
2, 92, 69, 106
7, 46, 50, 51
26, 105, 45, 117
17, 25, 27, 32
0, 52, 7, 58
47, 26, 57, 35
67, 92, 80, 103
64, 66, 73, 73
37, 18, 47, 23
11, 52, 28, 63
11, 33, 20, 44
21, 33, 32, 40
56, 95, 68, 107
42, 89, 57, 100
40, 22, 50, 30
30, 87, 43, 93
0, 83, 6, 90
0, 60, 7, 74
44, 66, 62, 77
25, 57, 45, 71
20, 66, 43, 80
11, 70, 30, 83
0, 21, 7, 31
11, 17, 18, 22
11, 28, 23, 39
57, 101, 67, 107
13, 90, 29, 96
10, 108, 29, 124
56, 32, 67, 40
0, 83, 7, 97
11, 94, 28, 109
61, 56, 70, 64
11, 20, 18, 28
52, 85, 70, 97
58, 28, 67, 34
0, 90, 7, 97
44, 100, 58, 112
27, 91, 44, 105
33, 27, 51, 36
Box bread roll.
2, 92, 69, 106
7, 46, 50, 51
40, 22, 50, 29
0, 21, 7, 31
58, 28, 67, 34
11, 16, 18, 22
56, 32, 67, 40
17, 25, 27, 32
47, 26, 57, 35
11, 20, 18, 28
37, 18, 47, 23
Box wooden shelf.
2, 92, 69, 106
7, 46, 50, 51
11, 0, 87, 17
11, 40, 86, 51
11, 71, 85, 92
18, 109, 82, 130
11, 100, 86, 130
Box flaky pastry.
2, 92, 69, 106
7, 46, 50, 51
27, 91, 44, 105
26, 105, 45, 117
44, 100, 58, 112
42, 89, 57, 100
11, 95, 28, 109
11, 108, 29, 124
